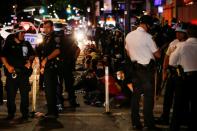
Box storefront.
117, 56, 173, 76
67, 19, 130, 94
162, 0, 197, 25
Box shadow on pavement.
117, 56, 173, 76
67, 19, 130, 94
0, 118, 17, 129
36, 117, 64, 130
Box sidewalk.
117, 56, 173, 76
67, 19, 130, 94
0, 47, 187, 131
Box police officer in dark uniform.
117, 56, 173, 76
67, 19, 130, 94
37, 20, 61, 118
1, 25, 35, 120
60, 33, 80, 107
0, 34, 4, 105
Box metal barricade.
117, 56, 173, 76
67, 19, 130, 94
30, 57, 40, 117
105, 66, 110, 113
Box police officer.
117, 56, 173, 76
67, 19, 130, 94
0, 34, 4, 105
37, 20, 61, 118
1, 25, 35, 120
60, 33, 80, 107
125, 15, 161, 130
157, 22, 188, 125
169, 24, 197, 131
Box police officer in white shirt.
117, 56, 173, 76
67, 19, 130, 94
157, 22, 188, 125
125, 15, 160, 130
169, 24, 197, 131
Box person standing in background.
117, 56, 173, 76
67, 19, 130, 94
0, 34, 4, 105
60, 33, 80, 107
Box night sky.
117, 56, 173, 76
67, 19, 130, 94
0, 0, 45, 23
0, 0, 12, 22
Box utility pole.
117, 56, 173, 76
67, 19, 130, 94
13, 4, 17, 16
124, 0, 131, 36
123, 0, 131, 60
92, 0, 96, 26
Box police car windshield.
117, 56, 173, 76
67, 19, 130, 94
26, 26, 36, 34
5, 29, 13, 33
54, 23, 64, 28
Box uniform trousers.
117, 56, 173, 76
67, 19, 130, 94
131, 64, 155, 128
44, 67, 58, 116
170, 72, 197, 131
63, 61, 76, 105
5, 74, 30, 117
161, 72, 176, 121
0, 70, 3, 104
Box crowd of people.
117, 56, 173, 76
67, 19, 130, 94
0, 15, 196, 131
83, 15, 197, 131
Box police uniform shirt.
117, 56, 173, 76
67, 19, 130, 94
40, 32, 60, 59
169, 38, 197, 72
60, 34, 78, 61
125, 27, 158, 65
166, 39, 184, 56
0, 35, 4, 67
1, 34, 35, 68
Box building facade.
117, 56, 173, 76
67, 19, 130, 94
162, 0, 197, 25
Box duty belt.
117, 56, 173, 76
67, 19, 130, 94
168, 66, 177, 75
133, 59, 155, 70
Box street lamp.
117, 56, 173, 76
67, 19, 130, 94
87, 7, 91, 13
124, 0, 131, 36
24, 8, 36, 16
87, 7, 91, 26
13, 4, 17, 16
12, 4, 17, 23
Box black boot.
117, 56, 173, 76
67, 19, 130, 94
69, 100, 80, 108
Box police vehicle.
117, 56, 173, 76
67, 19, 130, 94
0, 22, 43, 48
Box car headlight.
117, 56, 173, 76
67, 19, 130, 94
74, 30, 85, 41
75, 33, 84, 41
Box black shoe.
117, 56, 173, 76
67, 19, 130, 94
155, 117, 169, 125
84, 100, 91, 105
5, 114, 14, 120
133, 125, 143, 130
45, 113, 59, 118
70, 102, 80, 108
143, 126, 161, 131
22, 114, 29, 119
18, 116, 29, 122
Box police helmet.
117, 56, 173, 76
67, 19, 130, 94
13, 24, 26, 34
175, 22, 188, 33
139, 15, 154, 27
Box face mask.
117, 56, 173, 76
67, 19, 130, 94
117, 76, 121, 80
97, 66, 103, 69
